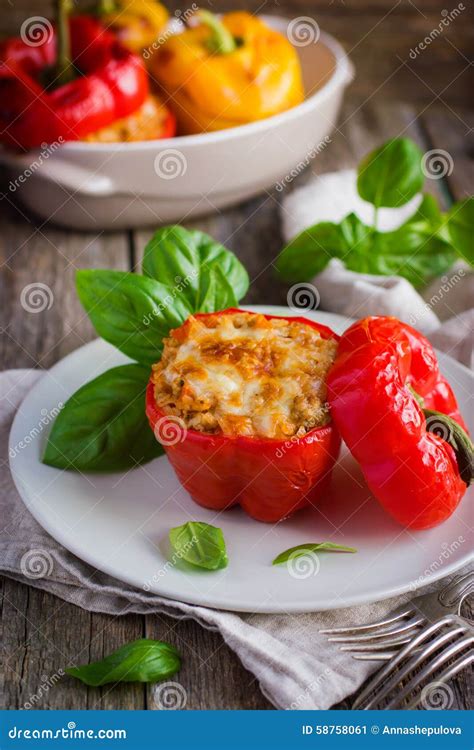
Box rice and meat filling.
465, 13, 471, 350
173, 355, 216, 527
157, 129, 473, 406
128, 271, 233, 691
151, 312, 337, 439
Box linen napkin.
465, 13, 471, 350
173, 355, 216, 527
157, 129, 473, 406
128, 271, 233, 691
281, 169, 473, 363
0, 362, 471, 711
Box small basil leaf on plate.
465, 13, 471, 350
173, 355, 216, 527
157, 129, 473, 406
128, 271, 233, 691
66, 639, 180, 687
142, 225, 249, 305
273, 543, 357, 565
169, 522, 228, 571
357, 137, 424, 208
76, 270, 190, 366
447, 198, 474, 263
42, 364, 163, 471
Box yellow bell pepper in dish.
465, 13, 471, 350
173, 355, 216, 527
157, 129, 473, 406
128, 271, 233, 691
148, 10, 305, 134
102, 0, 169, 53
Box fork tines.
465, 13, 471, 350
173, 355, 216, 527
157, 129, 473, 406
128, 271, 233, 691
321, 612, 425, 660
351, 614, 474, 710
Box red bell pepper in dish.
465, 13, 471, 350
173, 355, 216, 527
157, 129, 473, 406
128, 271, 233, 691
146, 309, 341, 523
0, 16, 150, 149
327, 316, 472, 530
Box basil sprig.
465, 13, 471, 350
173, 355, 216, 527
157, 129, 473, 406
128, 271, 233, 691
273, 542, 357, 565
66, 639, 180, 687
169, 521, 228, 571
277, 137, 473, 288
43, 226, 248, 472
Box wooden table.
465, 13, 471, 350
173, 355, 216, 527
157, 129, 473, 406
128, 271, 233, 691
1, 0, 472, 710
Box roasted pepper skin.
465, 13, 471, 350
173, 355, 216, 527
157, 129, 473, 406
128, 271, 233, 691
103, 0, 168, 53
327, 316, 467, 530
148, 12, 304, 134
146, 309, 340, 523
0, 16, 150, 149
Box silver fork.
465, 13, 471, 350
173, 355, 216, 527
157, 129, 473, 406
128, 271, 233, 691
320, 571, 473, 661
352, 614, 474, 709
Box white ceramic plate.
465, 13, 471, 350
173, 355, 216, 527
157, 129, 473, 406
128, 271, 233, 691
9, 307, 473, 613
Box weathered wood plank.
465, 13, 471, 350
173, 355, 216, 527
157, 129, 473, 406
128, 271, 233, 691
0, 202, 143, 709
2, 581, 91, 710
0, 204, 130, 369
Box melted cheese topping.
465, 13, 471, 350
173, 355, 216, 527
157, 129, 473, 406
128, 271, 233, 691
152, 312, 337, 439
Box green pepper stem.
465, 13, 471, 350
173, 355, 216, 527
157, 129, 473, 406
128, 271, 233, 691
196, 10, 237, 55
424, 408, 473, 487
96, 0, 120, 15
55, 0, 74, 86
407, 385, 425, 408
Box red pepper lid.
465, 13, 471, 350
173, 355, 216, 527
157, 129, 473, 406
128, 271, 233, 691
326, 316, 470, 530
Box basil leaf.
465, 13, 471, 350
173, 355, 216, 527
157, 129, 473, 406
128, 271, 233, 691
273, 542, 357, 565
66, 639, 180, 686
42, 364, 163, 471
169, 522, 228, 571
448, 198, 474, 263
197, 266, 238, 312
277, 138, 459, 288
276, 222, 342, 281
357, 137, 424, 208
370, 223, 456, 287
76, 270, 190, 365
276, 214, 372, 281
408, 194, 443, 227
337, 213, 374, 271
278, 212, 455, 288
142, 225, 249, 305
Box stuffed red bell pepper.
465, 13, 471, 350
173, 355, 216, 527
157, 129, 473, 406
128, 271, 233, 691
327, 316, 472, 530
146, 309, 341, 523
0, 14, 175, 149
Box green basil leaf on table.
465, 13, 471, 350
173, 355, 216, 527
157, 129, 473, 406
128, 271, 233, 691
169, 522, 228, 571
66, 639, 180, 687
76, 270, 191, 366
273, 543, 357, 565
42, 364, 163, 471
357, 137, 424, 208
142, 225, 249, 304
447, 197, 474, 263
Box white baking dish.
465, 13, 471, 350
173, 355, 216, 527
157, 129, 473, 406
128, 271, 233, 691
0, 17, 354, 230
